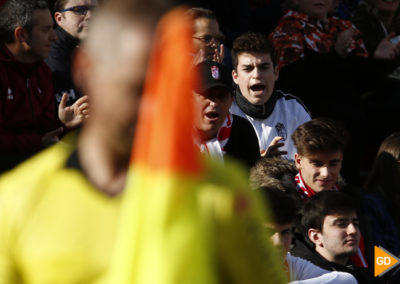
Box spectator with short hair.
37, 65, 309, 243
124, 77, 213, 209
230, 32, 311, 160
292, 117, 348, 197
193, 59, 260, 168
185, 7, 225, 65
0, 0, 88, 172
298, 191, 375, 283
46, 0, 97, 106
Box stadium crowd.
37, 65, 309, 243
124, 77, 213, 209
0, 0, 399, 282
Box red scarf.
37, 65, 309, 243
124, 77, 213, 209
294, 172, 340, 200
196, 113, 233, 161
217, 112, 232, 149
294, 172, 318, 200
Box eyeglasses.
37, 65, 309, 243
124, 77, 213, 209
60, 5, 97, 16
192, 34, 225, 45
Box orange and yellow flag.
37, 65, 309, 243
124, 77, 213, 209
108, 7, 285, 284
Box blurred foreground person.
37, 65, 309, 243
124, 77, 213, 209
0, 1, 286, 283
0, 0, 164, 281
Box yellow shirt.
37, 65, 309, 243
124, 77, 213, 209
0, 139, 122, 283
0, 137, 285, 283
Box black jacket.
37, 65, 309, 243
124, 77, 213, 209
45, 26, 81, 105
290, 238, 379, 284
224, 114, 260, 169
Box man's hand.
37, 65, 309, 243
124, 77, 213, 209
212, 43, 225, 64
335, 28, 355, 58
374, 33, 400, 60
261, 136, 287, 158
193, 44, 225, 65
41, 127, 64, 147
58, 93, 89, 129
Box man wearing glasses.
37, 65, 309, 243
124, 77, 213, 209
185, 7, 225, 65
46, 0, 97, 107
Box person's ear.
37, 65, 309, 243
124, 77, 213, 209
54, 12, 63, 25
232, 69, 239, 85
308, 228, 323, 247
294, 153, 302, 170
14, 26, 28, 43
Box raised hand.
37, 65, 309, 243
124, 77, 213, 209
374, 33, 400, 60
335, 28, 355, 58
261, 136, 288, 158
58, 93, 89, 129
212, 43, 224, 64
193, 44, 225, 65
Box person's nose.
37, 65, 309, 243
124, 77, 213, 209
347, 223, 358, 235
251, 67, 261, 79
208, 98, 217, 107
270, 232, 282, 248
319, 166, 329, 178
84, 7, 95, 19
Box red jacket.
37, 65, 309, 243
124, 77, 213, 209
0, 45, 60, 154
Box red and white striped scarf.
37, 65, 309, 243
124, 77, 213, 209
295, 172, 316, 200
294, 172, 340, 200
197, 113, 233, 162
294, 172, 368, 268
